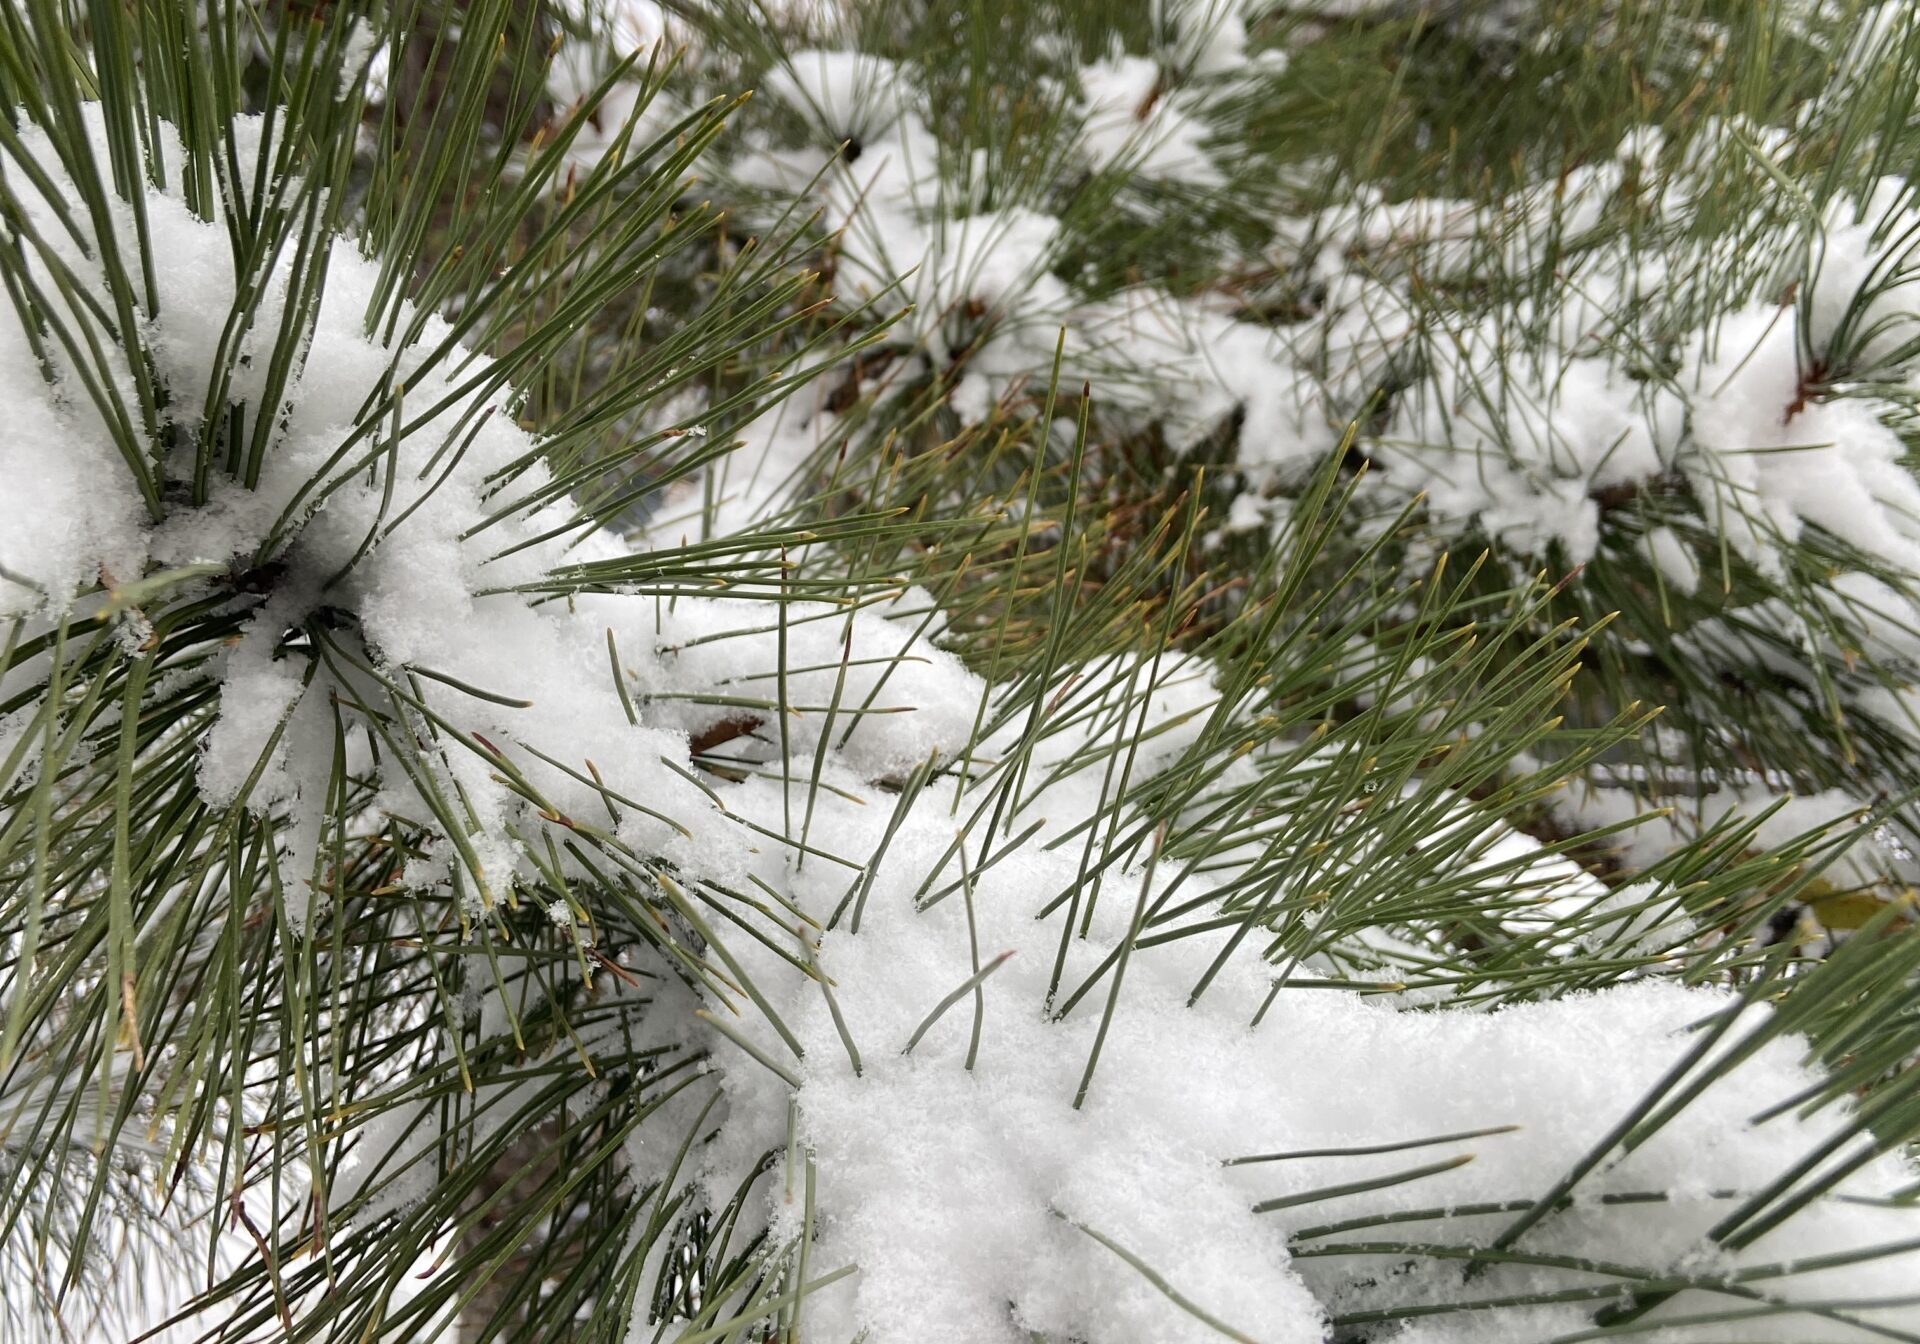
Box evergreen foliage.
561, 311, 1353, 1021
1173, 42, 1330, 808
6, 1, 1920, 1340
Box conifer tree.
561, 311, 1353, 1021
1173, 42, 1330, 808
6, 2, 1920, 1341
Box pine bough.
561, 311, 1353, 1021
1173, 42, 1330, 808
4, 2, 1920, 1342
